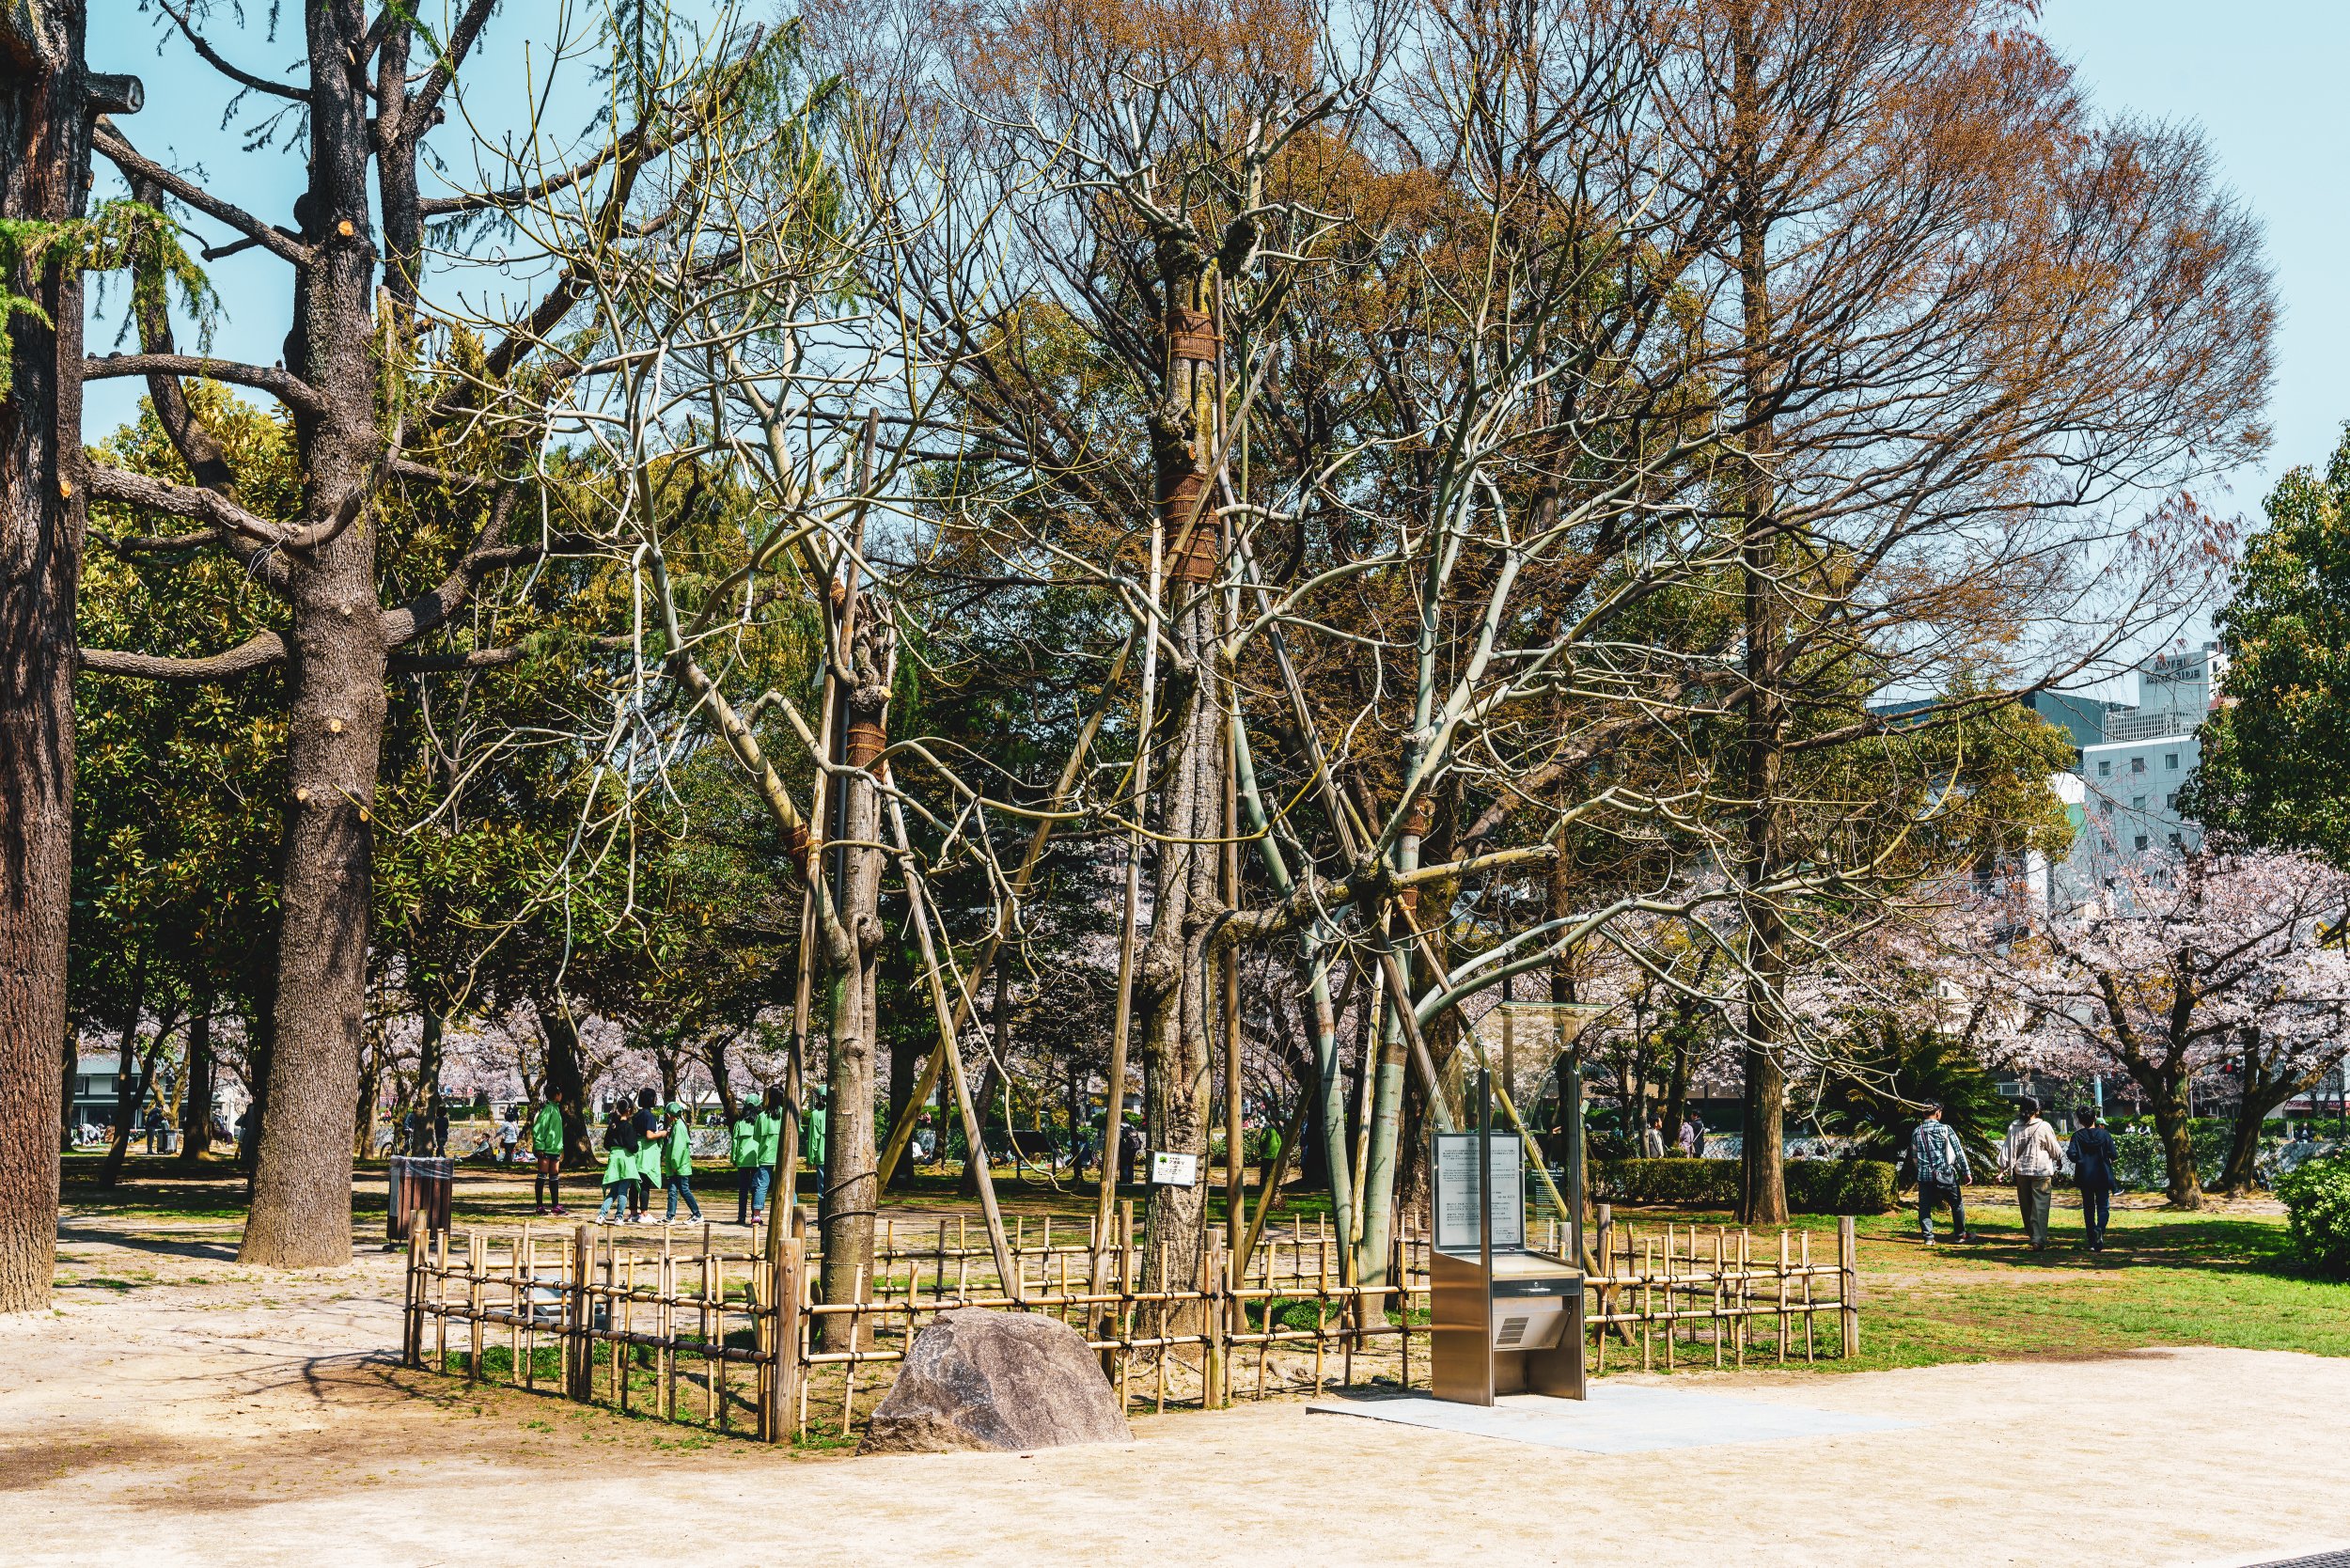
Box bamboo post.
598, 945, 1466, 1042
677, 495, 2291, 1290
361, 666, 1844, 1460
1799, 1229, 1816, 1363
402, 1226, 425, 1367
1776, 1230, 1790, 1363
571, 1225, 592, 1398
767, 1206, 805, 1445
1839, 1215, 1861, 1357
510, 1230, 526, 1388
465, 1231, 484, 1381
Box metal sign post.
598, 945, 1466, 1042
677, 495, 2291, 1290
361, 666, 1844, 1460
1430, 1068, 1585, 1406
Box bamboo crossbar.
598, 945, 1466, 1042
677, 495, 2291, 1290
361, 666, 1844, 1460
402, 1215, 1862, 1444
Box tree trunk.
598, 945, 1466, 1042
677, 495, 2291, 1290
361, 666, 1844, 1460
538, 1001, 590, 1162
704, 1039, 740, 1123
94, 952, 147, 1187
817, 634, 890, 1348
239, 2, 385, 1269
1662, 1034, 1691, 1149
2215, 1028, 2331, 1196
100, 1025, 170, 1188
179, 1007, 213, 1163
0, 0, 105, 1313
414, 1008, 444, 1130
2135, 1060, 2202, 1210
1731, 3, 1789, 1227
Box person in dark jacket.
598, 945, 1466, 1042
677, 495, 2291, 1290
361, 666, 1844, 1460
2066, 1106, 2119, 1252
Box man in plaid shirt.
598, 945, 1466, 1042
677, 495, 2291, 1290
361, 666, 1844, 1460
1911, 1103, 1974, 1244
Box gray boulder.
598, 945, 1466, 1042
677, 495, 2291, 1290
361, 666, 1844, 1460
858, 1308, 1132, 1455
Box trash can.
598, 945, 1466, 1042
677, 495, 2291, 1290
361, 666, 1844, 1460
387, 1155, 453, 1244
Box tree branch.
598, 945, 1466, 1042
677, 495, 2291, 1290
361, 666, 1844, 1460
94, 125, 314, 268
84, 353, 326, 416
79, 633, 287, 682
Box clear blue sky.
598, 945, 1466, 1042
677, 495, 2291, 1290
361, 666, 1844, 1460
2042, 0, 2350, 513
86, 3, 2344, 523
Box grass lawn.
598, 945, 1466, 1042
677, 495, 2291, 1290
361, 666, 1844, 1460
56, 1157, 2349, 1377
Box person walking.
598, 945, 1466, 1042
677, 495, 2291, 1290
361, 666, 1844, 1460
529, 1090, 568, 1215
1678, 1112, 1705, 1158
1641, 1114, 1667, 1159
2000, 1097, 2067, 1250
2067, 1105, 2120, 1252
1910, 1102, 1974, 1244
729, 1100, 761, 1226
597, 1109, 637, 1222
662, 1099, 703, 1222
430, 1097, 450, 1157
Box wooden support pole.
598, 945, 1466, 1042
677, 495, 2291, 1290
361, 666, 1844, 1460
1839, 1214, 1861, 1357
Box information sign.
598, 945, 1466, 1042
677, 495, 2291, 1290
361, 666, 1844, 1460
1432, 1131, 1524, 1252
1150, 1152, 1198, 1187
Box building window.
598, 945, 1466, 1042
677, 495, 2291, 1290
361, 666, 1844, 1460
2135, 835, 2150, 850
2100, 800, 2114, 816
2169, 833, 2183, 848
2133, 796, 2145, 810
2166, 753, 2179, 769
2132, 756, 2146, 774
2098, 759, 2111, 776
2164, 792, 2175, 809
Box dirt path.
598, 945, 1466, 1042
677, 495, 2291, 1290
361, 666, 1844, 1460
4, 1205, 2343, 1568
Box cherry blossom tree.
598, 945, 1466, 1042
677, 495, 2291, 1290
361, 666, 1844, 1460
1985, 850, 2350, 1207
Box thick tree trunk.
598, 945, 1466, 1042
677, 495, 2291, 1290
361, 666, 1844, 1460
240, 2, 384, 1268
1137, 590, 1224, 1313
0, 0, 103, 1313
2136, 1062, 2202, 1210
2215, 1031, 2330, 1196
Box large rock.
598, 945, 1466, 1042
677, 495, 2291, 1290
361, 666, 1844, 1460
858, 1307, 1132, 1455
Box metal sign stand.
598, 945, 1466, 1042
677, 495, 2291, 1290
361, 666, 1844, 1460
1430, 1068, 1586, 1406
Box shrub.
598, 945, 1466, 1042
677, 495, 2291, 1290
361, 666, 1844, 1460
1588, 1157, 1898, 1215
1782, 1158, 1899, 1215
2278, 1153, 2350, 1279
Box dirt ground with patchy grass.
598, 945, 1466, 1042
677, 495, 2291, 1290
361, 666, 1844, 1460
5, 1172, 2347, 1567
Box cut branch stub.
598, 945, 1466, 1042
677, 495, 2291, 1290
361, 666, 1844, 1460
1167, 307, 1219, 365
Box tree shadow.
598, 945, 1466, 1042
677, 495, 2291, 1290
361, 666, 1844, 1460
55, 1221, 242, 1262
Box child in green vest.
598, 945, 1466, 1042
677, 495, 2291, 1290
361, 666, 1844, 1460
663, 1100, 702, 1222
529, 1090, 567, 1215
729, 1103, 760, 1225
752, 1088, 785, 1224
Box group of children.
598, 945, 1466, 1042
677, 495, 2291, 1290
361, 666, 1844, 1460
594, 1085, 800, 1227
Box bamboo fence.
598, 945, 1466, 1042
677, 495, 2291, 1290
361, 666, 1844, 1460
400, 1205, 1862, 1444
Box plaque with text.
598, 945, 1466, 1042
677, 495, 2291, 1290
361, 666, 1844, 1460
1150, 1152, 1199, 1187
1432, 1132, 1524, 1252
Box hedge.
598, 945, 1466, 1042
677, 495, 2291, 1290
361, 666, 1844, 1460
1587, 1156, 1898, 1215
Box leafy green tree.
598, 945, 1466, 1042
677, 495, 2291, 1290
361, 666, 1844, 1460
2183, 429, 2350, 863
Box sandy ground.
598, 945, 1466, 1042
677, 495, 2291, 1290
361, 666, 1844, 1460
4, 1204, 2344, 1568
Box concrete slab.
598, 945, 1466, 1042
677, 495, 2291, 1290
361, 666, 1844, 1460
1305, 1382, 1912, 1453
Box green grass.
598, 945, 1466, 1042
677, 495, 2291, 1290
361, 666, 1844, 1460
1594, 1198, 2350, 1375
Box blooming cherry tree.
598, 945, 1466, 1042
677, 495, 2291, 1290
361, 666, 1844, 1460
1984, 850, 2350, 1207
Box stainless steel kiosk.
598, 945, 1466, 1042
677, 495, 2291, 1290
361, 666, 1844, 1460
1430, 1071, 1586, 1406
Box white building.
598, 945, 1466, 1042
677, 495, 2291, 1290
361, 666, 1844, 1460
2029, 641, 2225, 905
